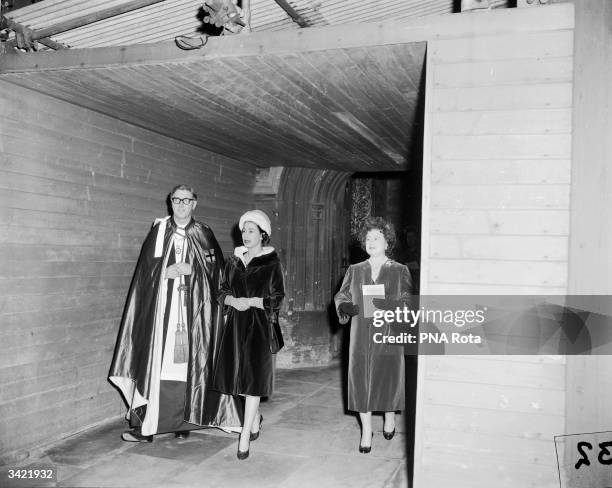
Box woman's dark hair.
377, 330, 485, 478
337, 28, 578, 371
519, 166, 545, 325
359, 217, 396, 252
169, 184, 197, 200
257, 227, 271, 246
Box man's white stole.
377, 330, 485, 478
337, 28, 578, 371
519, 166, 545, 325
141, 217, 189, 434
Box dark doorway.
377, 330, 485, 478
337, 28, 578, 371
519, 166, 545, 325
347, 171, 422, 293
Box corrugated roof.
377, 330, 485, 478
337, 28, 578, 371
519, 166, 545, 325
4, 0, 509, 49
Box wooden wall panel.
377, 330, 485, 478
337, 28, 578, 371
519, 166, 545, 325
430, 30, 574, 62
565, 0, 612, 466
431, 159, 572, 185
416, 5, 574, 488
433, 58, 573, 87
433, 110, 572, 136
429, 209, 570, 236
0, 81, 256, 464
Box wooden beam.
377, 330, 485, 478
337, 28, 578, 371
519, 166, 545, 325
4, 0, 164, 49
273, 0, 309, 28
35, 0, 165, 39
0, 3, 573, 74
568, 0, 612, 294
38, 37, 69, 51
1, 16, 68, 51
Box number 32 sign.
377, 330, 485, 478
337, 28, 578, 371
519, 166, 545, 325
555, 431, 612, 488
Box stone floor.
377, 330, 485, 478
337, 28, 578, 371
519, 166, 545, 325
1, 365, 411, 488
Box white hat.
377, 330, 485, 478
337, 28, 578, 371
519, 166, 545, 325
239, 209, 272, 236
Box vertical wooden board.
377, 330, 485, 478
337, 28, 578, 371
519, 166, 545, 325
568, 0, 612, 295
565, 6, 612, 478
413, 35, 436, 488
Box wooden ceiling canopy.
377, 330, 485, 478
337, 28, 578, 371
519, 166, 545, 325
0, 21, 426, 172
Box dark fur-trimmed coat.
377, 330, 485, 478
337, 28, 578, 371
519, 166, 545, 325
212, 246, 285, 397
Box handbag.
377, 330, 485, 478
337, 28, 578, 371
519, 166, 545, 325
269, 314, 284, 353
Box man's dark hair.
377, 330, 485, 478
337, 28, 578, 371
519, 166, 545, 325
169, 184, 197, 200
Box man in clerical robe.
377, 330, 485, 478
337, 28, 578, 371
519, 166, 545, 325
109, 184, 242, 442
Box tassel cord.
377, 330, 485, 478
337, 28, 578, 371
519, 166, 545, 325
174, 232, 189, 364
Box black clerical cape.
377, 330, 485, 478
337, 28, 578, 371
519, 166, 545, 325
109, 217, 242, 435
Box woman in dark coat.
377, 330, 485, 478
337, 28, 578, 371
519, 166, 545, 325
335, 217, 412, 453
212, 209, 284, 460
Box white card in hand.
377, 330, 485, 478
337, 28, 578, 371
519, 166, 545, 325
362, 284, 385, 318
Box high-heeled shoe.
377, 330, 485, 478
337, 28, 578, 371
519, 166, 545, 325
237, 434, 250, 460
383, 428, 396, 440
237, 426, 252, 461
250, 415, 263, 441
359, 433, 373, 454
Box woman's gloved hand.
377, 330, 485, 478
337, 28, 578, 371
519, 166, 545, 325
338, 302, 360, 316
226, 296, 250, 311
247, 297, 264, 309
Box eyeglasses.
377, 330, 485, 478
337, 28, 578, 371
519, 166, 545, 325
171, 197, 195, 205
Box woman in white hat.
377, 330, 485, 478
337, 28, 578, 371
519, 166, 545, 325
212, 209, 285, 460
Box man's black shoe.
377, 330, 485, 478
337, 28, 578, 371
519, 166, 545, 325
121, 429, 153, 443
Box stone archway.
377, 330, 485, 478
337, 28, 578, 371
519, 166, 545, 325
256, 167, 352, 367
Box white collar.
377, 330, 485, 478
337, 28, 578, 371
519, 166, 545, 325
234, 245, 275, 265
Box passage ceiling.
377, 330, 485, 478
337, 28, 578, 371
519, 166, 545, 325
0, 26, 426, 171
